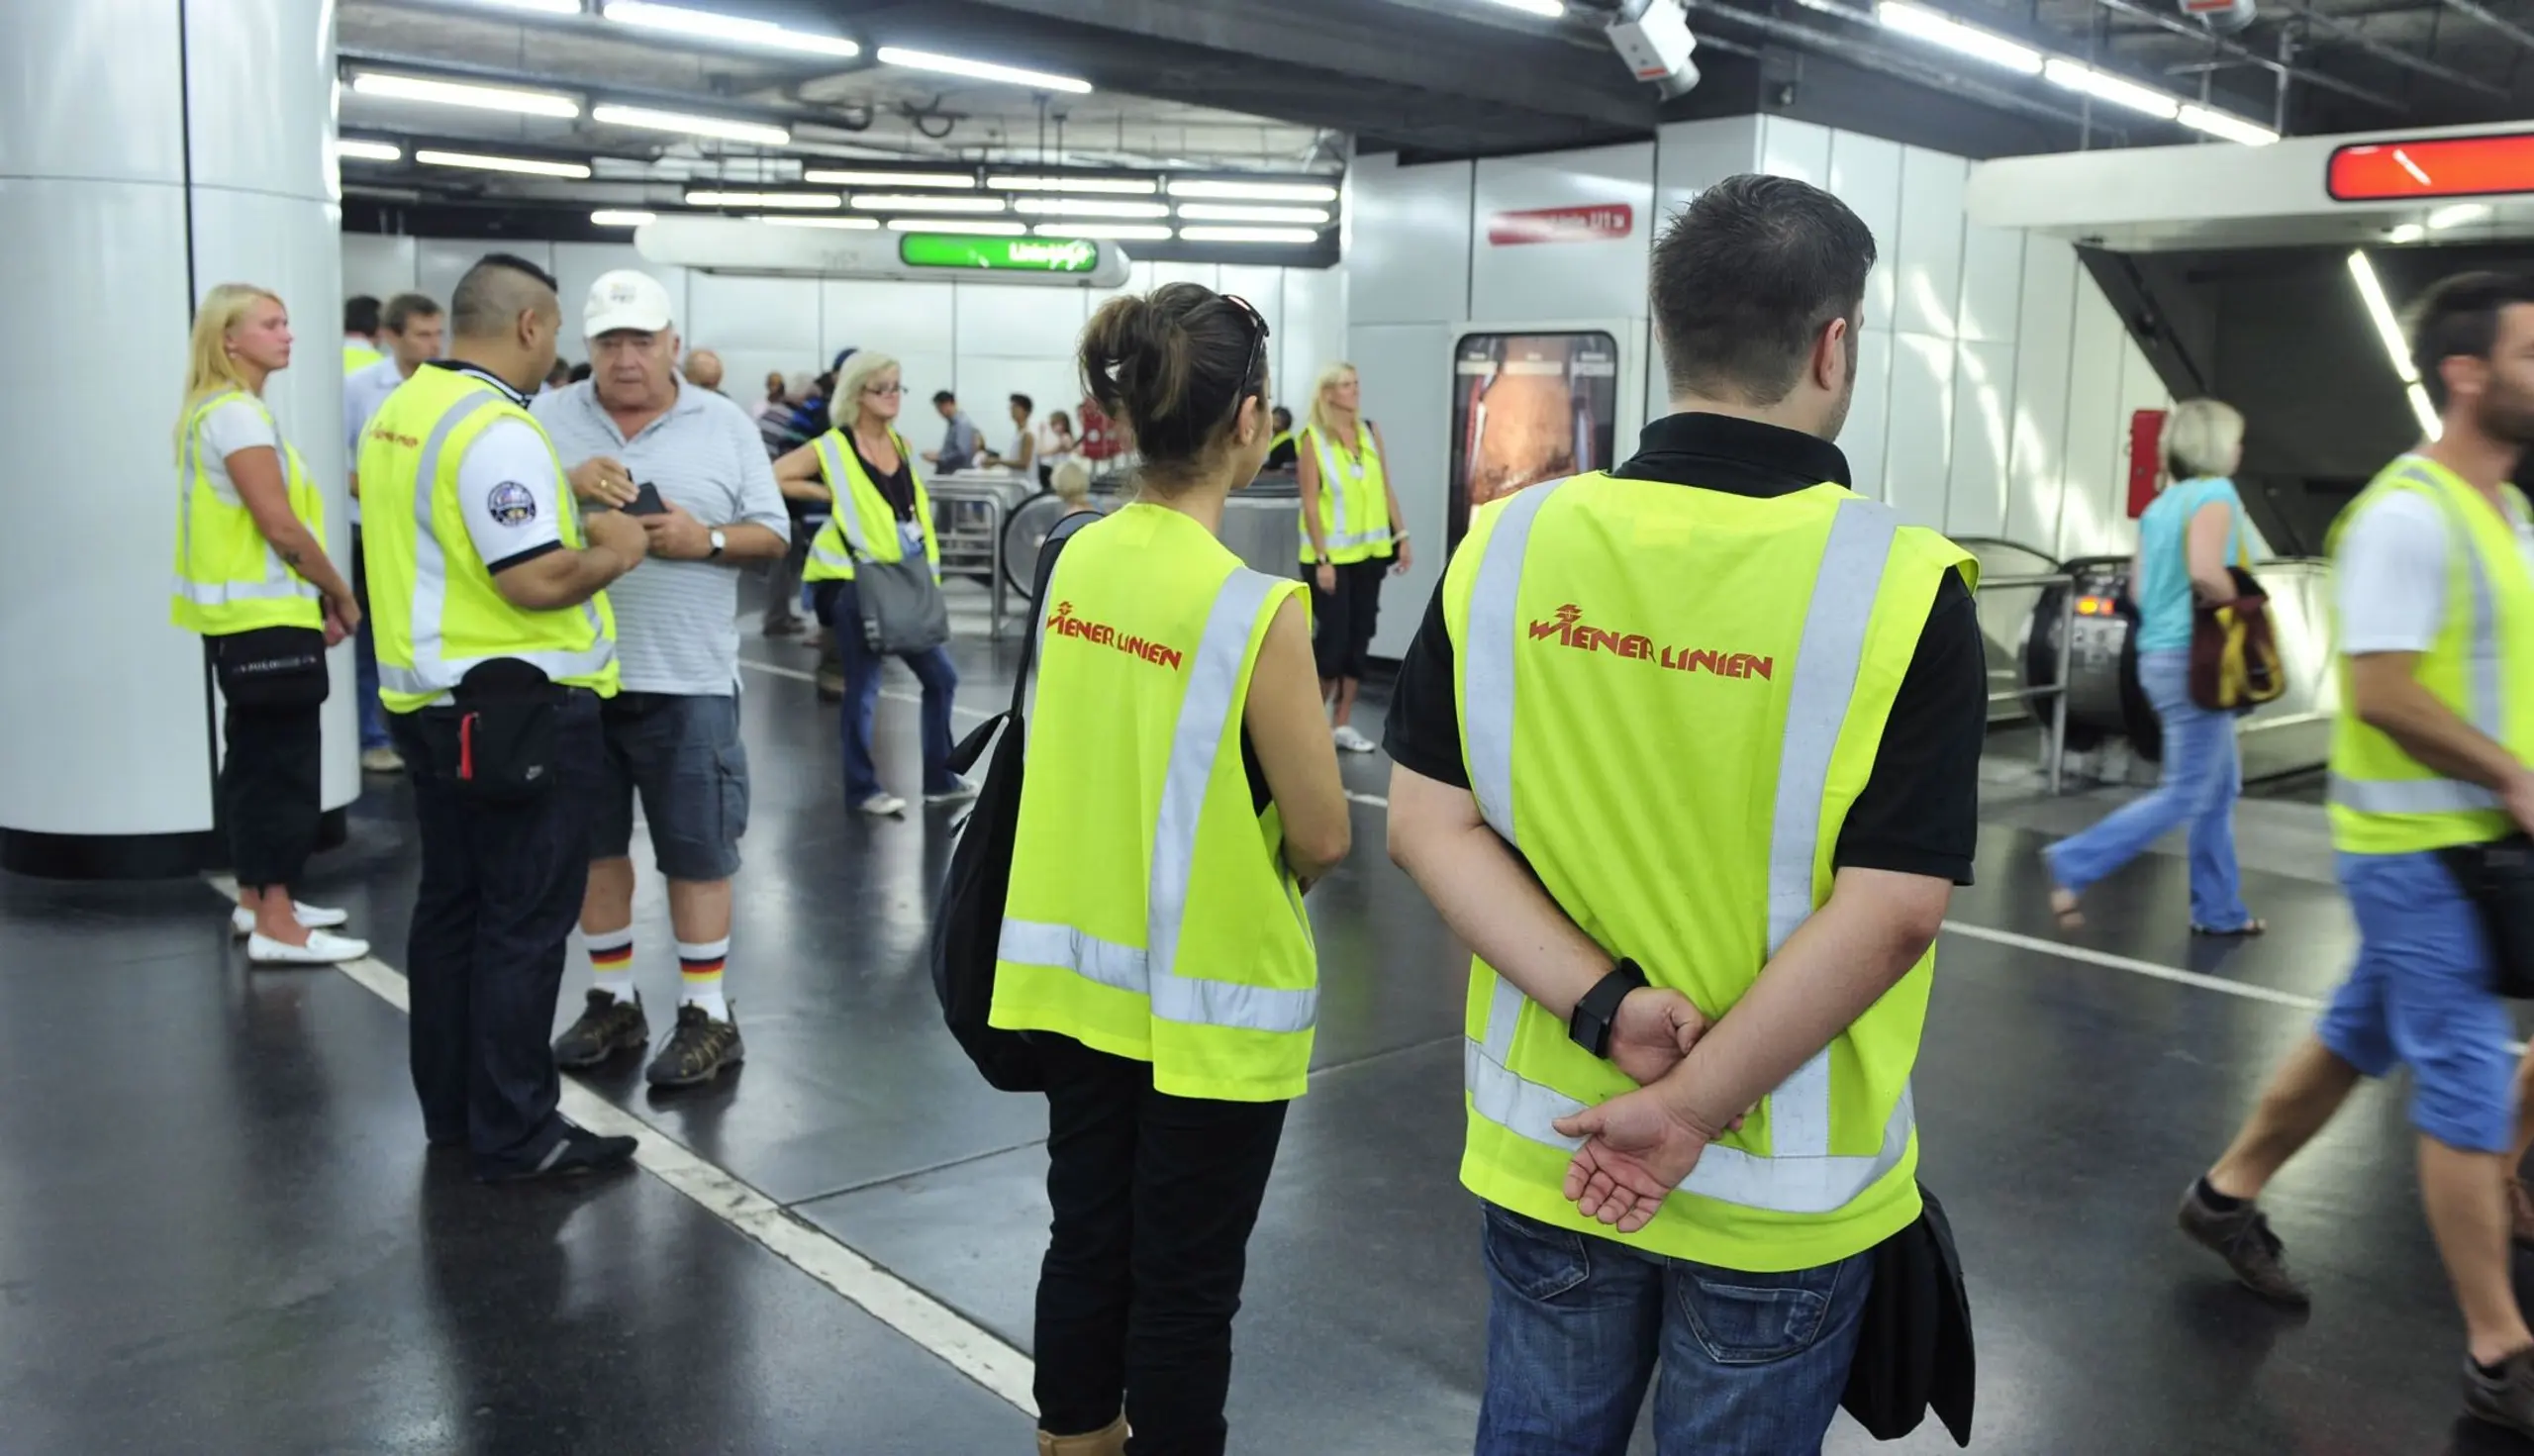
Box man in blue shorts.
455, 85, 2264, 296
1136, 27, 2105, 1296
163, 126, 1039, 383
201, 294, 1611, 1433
2177, 271, 2534, 1437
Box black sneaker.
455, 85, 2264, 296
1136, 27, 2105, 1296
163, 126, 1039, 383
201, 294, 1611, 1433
553, 990, 648, 1069
2177, 1180, 2309, 1307
475, 1121, 637, 1183
2466, 1348, 2534, 1437
645, 1003, 745, 1088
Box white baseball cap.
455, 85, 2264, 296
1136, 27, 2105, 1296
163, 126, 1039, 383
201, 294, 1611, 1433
584, 268, 674, 338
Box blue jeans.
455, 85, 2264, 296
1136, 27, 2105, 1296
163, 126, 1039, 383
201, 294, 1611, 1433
821, 580, 958, 804
350, 524, 391, 750
2044, 648, 2252, 929
1476, 1206, 1873, 1456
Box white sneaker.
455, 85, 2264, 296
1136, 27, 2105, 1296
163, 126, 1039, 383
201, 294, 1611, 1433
360, 745, 405, 774
247, 927, 371, 965
1332, 724, 1379, 754
925, 776, 980, 806
232, 901, 351, 938
856, 792, 908, 817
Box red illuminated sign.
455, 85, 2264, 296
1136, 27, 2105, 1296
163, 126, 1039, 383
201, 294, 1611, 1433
1486, 204, 1634, 245
2329, 133, 2534, 201
2128, 409, 2166, 520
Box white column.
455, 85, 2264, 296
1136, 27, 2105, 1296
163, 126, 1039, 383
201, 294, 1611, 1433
0, 0, 352, 876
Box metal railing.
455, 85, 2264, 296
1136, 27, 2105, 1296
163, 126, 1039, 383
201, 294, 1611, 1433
1978, 570, 2076, 795
926, 483, 1012, 638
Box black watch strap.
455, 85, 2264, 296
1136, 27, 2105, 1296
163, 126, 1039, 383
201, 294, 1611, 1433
1568, 959, 1649, 1059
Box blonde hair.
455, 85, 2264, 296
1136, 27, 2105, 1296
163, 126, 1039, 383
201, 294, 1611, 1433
1305, 361, 1359, 450
829, 352, 904, 434
2164, 398, 2245, 481
176, 283, 282, 456
1051, 458, 1092, 505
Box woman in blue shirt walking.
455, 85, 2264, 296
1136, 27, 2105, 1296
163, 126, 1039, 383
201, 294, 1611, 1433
2048, 398, 2265, 935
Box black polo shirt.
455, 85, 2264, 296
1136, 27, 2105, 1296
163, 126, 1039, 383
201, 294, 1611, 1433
1382, 412, 1985, 885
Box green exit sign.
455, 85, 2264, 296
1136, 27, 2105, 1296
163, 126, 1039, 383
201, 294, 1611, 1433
898, 234, 1101, 272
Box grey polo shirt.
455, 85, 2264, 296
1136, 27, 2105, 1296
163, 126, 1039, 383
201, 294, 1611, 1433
533, 378, 789, 696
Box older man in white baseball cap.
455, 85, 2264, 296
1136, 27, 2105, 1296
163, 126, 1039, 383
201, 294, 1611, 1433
532, 268, 791, 1090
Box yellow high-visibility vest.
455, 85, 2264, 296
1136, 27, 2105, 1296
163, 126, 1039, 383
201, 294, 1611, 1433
1299, 422, 1394, 565
169, 390, 327, 636
991, 503, 1319, 1103
802, 429, 940, 584
1445, 472, 1973, 1273
344, 341, 382, 376
356, 363, 617, 713
2327, 453, 2534, 853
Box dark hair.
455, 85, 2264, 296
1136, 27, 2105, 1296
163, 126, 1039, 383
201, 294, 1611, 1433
931, 389, 957, 407
545, 359, 572, 386
343, 295, 381, 336
2410, 271, 2534, 412
1273, 405, 1293, 428
567, 360, 593, 383
1649, 173, 1876, 406
1049, 409, 1072, 431
1011, 393, 1033, 414
1079, 282, 1268, 475
382, 291, 441, 335
449, 252, 559, 338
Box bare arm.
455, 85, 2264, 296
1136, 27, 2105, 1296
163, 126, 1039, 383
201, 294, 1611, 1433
716, 523, 789, 560
1244, 595, 1350, 880
1388, 763, 1613, 1021
2351, 651, 2534, 802
1372, 422, 1413, 574
773, 441, 828, 502
492, 510, 643, 612
1296, 441, 1331, 562
229, 446, 352, 604
2185, 500, 2238, 602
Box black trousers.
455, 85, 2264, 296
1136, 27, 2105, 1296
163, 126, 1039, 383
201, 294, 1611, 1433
221, 700, 322, 890
1034, 1036, 1289, 1455
1306, 555, 1388, 682
390, 692, 602, 1166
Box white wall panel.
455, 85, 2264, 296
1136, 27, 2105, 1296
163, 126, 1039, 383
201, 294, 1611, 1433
821, 277, 954, 358
1149, 261, 1219, 291
1470, 142, 1654, 326
183, 0, 333, 203
682, 273, 823, 412
1844, 327, 1894, 503
1894, 147, 1967, 340
2004, 236, 2078, 553
1758, 117, 1831, 187
1351, 322, 1452, 660
953, 279, 1087, 360
1946, 340, 2015, 538
1347, 153, 1471, 327
1957, 224, 2024, 344
1654, 116, 1759, 217
2059, 276, 2126, 557
1828, 132, 1903, 333
0, 0, 187, 185
341, 234, 418, 301
1883, 332, 1955, 528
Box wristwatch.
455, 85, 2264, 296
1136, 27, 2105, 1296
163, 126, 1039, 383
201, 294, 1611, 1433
708, 528, 727, 559
1568, 959, 1649, 1060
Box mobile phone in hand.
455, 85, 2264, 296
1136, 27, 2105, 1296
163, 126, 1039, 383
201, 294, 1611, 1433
626, 482, 668, 517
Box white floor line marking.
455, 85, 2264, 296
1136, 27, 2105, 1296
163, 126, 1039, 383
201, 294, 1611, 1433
737, 654, 995, 724
207, 874, 1040, 1416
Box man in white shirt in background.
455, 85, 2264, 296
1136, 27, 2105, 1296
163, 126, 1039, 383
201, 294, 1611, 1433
536, 270, 791, 1090
342, 291, 444, 773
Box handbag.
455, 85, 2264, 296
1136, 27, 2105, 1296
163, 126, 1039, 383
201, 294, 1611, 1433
1840, 1183, 1975, 1446
2439, 835, 2534, 999
212, 626, 330, 711
2188, 534, 2287, 714
927, 511, 1098, 1092
448, 659, 564, 804
851, 518, 951, 655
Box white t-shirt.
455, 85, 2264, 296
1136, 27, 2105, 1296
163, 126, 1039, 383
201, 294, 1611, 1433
2337, 486, 2534, 653
1033, 422, 1073, 471
453, 417, 567, 572
194, 396, 280, 505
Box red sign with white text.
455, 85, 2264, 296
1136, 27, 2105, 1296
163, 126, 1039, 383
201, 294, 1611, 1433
2128, 409, 2167, 520
2329, 133, 2534, 201
1487, 204, 1634, 245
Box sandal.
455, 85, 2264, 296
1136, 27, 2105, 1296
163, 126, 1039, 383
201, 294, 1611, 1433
2192, 920, 2268, 937
2049, 887, 2084, 930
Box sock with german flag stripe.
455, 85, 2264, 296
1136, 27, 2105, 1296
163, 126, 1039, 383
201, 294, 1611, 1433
677, 937, 730, 1021
587, 925, 636, 1002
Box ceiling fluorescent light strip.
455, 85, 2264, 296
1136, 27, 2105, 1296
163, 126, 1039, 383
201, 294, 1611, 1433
1478, 0, 1565, 15
2347, 250, 2443, 440
1875, 2, 2041, 75
591, 210, 657, 227
804, 169, 975, 189
1010, 197, 1170, 218
853, 193, 1006, 213
334, 139, 403, 162
886, 218, 1027, 235
1032, 223, 1171, 240
990, 174, 1156, 194
1177, 226, 1318, 244
2429, 202, 2494, 230
1166, 179, 1339, 203
2040, 58, 2179, 120
590, 103, 789, 146
350, 72, 580, 118
2177, 103, 2278, 146
416, 148, 591, 177
458, 0, 582, 12
1174, 203, 1332, 224
873, 47, 1091, 94
685, 189, 840, 208
757, 215, 881, 229
600, 1, 859, 57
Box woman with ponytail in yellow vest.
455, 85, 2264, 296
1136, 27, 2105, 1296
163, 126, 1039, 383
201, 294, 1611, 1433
171, 285, 369, 965
1297, 362, 1410, 754
991, 284, 1351, 1456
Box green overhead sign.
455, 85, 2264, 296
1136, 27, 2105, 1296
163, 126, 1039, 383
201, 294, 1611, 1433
898, 234, 1101, 272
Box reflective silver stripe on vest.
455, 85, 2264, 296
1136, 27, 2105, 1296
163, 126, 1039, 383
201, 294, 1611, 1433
378, 389, 611, 703
996, 567, 1316, 1034
1459, 488, 1913, 1212
813, 434, 877, 565
2327, 774, 2501, 814
1313, 429, 1391, 551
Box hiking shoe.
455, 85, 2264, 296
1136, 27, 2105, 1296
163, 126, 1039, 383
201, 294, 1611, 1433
553, 990, 648, 1069
2466, 1348, 2534, 1437
645, 1003, 745, 1088
2177, 1180, 2309, 1307
476, 1120, 636, 1184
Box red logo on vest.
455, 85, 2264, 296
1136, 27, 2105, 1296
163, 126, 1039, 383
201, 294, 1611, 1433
1527, 604, 1774, 679
1046, 601, 1186, 671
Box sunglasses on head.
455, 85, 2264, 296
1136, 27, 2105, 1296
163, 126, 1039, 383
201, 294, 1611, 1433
1219, 293, 1269, 426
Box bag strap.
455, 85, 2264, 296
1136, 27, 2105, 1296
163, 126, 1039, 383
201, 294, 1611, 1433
1009, 512, 1096, 721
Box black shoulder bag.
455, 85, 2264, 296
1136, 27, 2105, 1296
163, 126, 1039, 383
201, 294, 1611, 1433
212, 626, 331, 712
927, 511, 1097, 1092
2441, 835, 2534, 999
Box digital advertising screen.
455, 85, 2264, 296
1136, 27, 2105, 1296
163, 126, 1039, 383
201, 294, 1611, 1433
1447, 331, 1620, 552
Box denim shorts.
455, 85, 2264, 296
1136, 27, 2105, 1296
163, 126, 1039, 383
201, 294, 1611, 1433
590, 691, 748, 881
2317, 848, 2517, 1153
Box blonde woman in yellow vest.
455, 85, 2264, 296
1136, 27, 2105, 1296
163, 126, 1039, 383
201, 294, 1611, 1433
2182, 274, 2534, 1436
171, 284, 369, 966
772, 351, 963, 817
1296, 361, 1410, 753
992, 284, 1350, 1456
